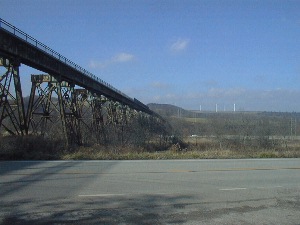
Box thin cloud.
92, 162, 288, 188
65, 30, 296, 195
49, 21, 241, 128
112, 53, 135, 63
151, 82, 169, 89
204, 79, 219, 88
152, 93, 177, 102
170, 38, 190, 52
89, 52, 135, 69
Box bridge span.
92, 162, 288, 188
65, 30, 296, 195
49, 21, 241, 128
0, 18, 165, 146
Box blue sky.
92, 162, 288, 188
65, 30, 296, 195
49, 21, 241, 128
1, 0, 300, 111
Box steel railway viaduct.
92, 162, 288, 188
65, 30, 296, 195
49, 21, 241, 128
0, 18, 165, 146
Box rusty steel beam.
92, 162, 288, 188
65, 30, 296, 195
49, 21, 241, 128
0, 57, 27, 135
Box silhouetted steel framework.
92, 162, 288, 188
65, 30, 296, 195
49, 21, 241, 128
0, 18, 163, 146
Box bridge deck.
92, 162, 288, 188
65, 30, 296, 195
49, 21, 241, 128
0, 18, 151, 114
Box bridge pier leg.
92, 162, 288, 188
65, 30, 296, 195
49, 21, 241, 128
28, 75, 124, 147
119, 105, 129, 145
27, 74, 85, 147
27, 75, 58, 136
58, 81, 83, 146
106, 101, 116, 125
0, 57, 27, 135
91, 95, 105, 143
74, 89, 95, 144
55, 81, 69, 147
105, 101, 132, 145
106, 101, 119, 144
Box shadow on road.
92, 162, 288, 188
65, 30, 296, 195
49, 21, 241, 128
2, 193, 300, 225
2, 192, 299, 225
0, 161, 119, 198
1, 193, 196, 225
1, 161, 300, 224
0, 161, 80, 197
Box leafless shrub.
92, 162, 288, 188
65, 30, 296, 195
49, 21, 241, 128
0, 135, 65, 160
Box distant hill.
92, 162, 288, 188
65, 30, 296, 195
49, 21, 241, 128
147, 103, 195, 117
148, 103, 300, 120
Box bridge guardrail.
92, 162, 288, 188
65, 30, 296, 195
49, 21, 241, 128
0, 18, 133, 101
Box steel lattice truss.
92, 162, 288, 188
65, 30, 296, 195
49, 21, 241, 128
0, 19, 168, 147
1, 58, 167, 146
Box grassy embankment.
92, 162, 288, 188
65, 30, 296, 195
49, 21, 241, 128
63, 132, 300, 160
1, 135, 300, 160
1, 111, 300, 160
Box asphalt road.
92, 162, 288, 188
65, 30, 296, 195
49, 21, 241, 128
0, 159, 300, 225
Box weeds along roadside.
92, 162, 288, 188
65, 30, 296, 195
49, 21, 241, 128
1, 135, 300, 160
1, 110, 300, 160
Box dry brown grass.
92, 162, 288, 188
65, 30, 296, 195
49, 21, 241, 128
0, 135, 65, 160
1, 135, 300, 160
